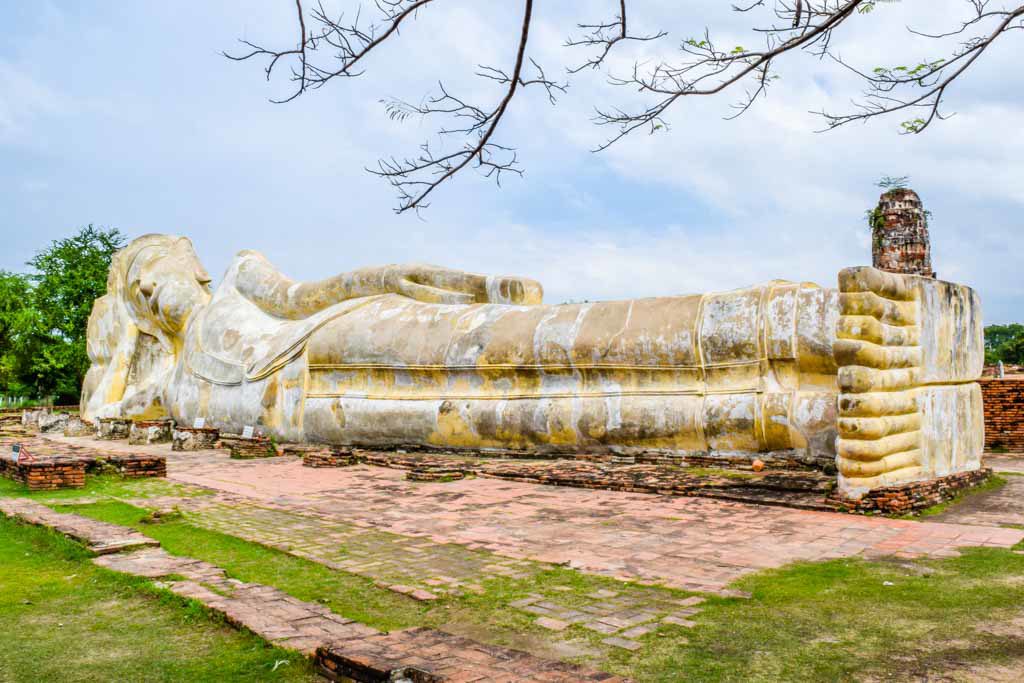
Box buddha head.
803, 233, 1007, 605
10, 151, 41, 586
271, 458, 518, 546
81, 235, 212, 420
117, 234, 212, 350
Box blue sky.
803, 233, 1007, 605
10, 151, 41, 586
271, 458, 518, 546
2, 1, 1021, 321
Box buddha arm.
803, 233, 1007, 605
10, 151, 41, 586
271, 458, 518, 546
233, 251, 543, 319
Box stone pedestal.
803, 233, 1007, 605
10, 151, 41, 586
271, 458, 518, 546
64, 416, 97, 437
21, 409, 45, 429
129, 420, 173, 445
97, 418, 131, 440
172, 426, 221, 451
38, 412, 70, 434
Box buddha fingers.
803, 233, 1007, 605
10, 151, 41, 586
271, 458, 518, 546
834, 266, 925, 489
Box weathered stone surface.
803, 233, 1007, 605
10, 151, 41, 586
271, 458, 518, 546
38, 412, 70, 434
63, 415, 97, 437
97, 417, 131, 440
835, 267, 984, 498
78, 235, 984, 499
21, 409, 44, 428
129, 419, 173, 445
171, 426, 220, 451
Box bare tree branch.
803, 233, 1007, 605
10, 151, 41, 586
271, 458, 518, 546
565, 0, 667, 73
226, 0, 1024, 212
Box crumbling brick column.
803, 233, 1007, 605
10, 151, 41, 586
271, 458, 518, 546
871, 188, 935, 278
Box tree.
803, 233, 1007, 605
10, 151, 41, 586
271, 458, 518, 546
226, 1, 1023, 213
0, 271, 32, 396
16, 226, 126, 402
985, 323, 1024, 365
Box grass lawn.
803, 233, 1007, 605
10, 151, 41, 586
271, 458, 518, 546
0, 515, 316, 682
0, 471, 211, 502
55, 499, 1024, 682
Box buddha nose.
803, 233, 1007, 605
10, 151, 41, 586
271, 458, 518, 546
140, 281, 156, 298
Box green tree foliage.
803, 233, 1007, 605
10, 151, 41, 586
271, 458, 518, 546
0, 226, 125, 403
984, 323, 1024, 366
0, 271, 33, 395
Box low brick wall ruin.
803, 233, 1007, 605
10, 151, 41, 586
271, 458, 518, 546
221, 435, 279, 459
302, 447, 358, 468
828, 468, 992, 515
981, 378, 1024, 452
0, 457, 86, 491
104, 454, 167, 479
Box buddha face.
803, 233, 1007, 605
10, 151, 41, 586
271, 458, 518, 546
124, 237, 212, 342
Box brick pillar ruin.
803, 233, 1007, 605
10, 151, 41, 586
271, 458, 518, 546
870, 188, 935, 278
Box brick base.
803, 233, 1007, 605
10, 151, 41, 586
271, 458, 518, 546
981, 378, 1024, 452
303, 447, 358, 468
406, 468, 466, 483
105, 454, 167, 479
828, 468, 992, 515
0, 457, 86, 491
221, 436, 279, 459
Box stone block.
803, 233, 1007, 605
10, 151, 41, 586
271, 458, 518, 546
63, 415, 97, 437
97, 418, 131, 440
38, 412, 70, 434
172, 426, 220, 451
129, 419, 173, 445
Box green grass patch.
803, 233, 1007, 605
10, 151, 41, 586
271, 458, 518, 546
0, 514, 316, 682
0, 472, 211, 502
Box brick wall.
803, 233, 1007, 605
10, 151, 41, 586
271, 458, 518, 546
0, 457, 86, 491
980, 378, 1024, 451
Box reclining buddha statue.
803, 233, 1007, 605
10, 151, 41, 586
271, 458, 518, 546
81, 234, 984, 499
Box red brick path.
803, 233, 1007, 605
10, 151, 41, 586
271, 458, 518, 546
156, 448, 1024, 593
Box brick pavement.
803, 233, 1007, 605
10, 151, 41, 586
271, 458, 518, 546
37, 434, 1024, 593
150, 452, 1024, 593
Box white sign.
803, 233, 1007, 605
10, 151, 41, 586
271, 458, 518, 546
10, 444, 20, 463
241, 425, 255, 439
193, 417, 206, 429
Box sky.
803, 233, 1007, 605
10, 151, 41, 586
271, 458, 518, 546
1, 1, 1021, 322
